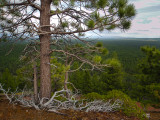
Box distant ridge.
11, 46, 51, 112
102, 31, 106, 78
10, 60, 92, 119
87, 37, 160, 41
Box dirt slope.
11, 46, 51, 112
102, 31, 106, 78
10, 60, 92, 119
0, 99, 140, 120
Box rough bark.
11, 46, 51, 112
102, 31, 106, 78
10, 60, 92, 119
40, 0, 52, 99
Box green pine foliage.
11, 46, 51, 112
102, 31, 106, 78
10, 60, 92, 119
70, 56, 124, 94
105, 90, 146, 120
52, 0, 60, 6
136, 46, 160, 104
125, 4, 136, 17
50, 56, 70, 91
87, 20, 95, 29
0, 43, 26, 74
0, 68, 25, 92
121, 20, 131, 30
70, 0, 75, 6
61, 22, 69, 28
97, 0, 108, 8
92, 55, 102, 63
1, 39, 160, 112
84, 92, 105, 101
84, 0, 136, 31
15, 63, 35, 90
0, 68, 17, 91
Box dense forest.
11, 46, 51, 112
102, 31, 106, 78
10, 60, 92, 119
1, 38, 160, 99
1, 38, 160, 119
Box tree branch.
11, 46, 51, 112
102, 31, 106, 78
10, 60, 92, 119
3, 0, 41, 11
27, 0, 41, 11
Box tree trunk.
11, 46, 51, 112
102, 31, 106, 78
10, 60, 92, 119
64, 71, 68, 91
40, 0, 51, 99
33, 62, 38, 103
64, 71, 70, 98
64, 56, 70, 98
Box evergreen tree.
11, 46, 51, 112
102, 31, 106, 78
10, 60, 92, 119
137, 46, 160, 103
0, 0, 136, 99
70, 51, 124, 94
0, 68, 22, 91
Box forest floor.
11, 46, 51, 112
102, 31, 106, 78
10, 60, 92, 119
0, 99, 139, 120
0, 98, 160, 120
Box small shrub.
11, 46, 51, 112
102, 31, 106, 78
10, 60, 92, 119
84, 92, 105, 101
84, 91, 147, 120
105, 90, 146, 120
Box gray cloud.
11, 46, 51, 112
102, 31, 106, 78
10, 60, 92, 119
137, 30, 149, 32
151, 28, 160, 30
128, 32, 140, 34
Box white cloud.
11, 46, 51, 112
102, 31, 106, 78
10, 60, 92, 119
93, 0, 160, 38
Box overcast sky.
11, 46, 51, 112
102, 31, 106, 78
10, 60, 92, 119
87, 0, 160, 38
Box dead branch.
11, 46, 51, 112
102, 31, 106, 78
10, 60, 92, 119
0, 82, 124, 114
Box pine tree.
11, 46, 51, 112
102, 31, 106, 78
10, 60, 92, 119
0, 0, 136, 99
137, 46, 160, 103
